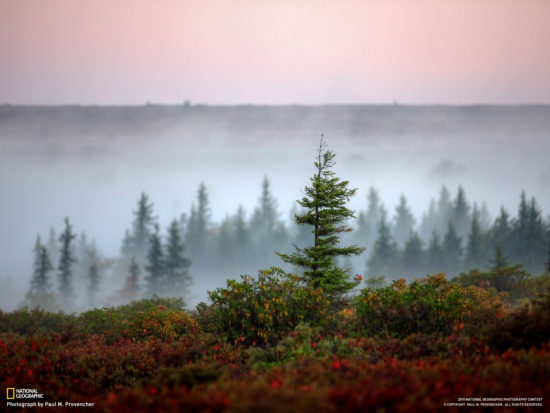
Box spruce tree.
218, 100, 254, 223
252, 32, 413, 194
186, 183, 211, 265
25, 236, 55, 310
277, 139, 365, 295
419, 199, 437, 241
400, 231, 425, 279
452, 185, 470, 241
250, 176, 280, 262
145, 224, 164, 297
117, 257, 141, 303
87, 263, 100, 308
58, 217, 77, 309
393, 194, 415, 248
442, 221, 462, 276
234, 205, 251, 258
360, 187, 384, 251
491, 245, 508, 270
165, 219, 191, 297
491, 207, 511, 258
436, 185, 452, 236
367, 210, 398, 278
427, 230, 444, 274
465, 205, 485, 270
125, 192, 155, 263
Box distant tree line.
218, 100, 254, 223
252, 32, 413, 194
22, 178, 550, 312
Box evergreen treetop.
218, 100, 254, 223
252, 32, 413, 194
58, 217, 77, 308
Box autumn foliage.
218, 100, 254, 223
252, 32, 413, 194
1, 271, 549, 412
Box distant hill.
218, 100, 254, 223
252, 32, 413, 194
2, 104, 549, 141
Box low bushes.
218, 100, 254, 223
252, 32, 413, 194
353, 274, 505, 338
206, 267, 331, 346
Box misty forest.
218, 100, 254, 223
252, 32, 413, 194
21, 178, 550, 313
2, 106, 549, 412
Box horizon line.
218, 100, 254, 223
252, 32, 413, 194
3, 101, 550, 108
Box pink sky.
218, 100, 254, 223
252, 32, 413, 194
1, 0, 549, 104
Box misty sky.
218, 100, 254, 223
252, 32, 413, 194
1, 2, 549, 311
1, 0, 550, 105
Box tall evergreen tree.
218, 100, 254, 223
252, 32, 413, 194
419, 199, 437, 241
451, 185, 470, 241
442, 221, 462, 276
145, 224, 164, 297
125, 192, 155, 263
367, 210, 398, 278
491, 245, 508, 270
359, 187, 384, 251
58, 217, 77, 309
277, 139, 365, 295
234, 205, 251, 256
464, 205, 485, 270
400, 231, 425, 280
427, 230, 444, 274
250, 176, 281, 263
392, 194, 415, 248
512, 192, 546, 272
491, 207, 511, 258
117, 257, 141, 303
87, 263, 100, 308
186, 183, 211, 265
46, 227, 59, 270
165, 219, 191, 297
436, 185, 453, 236
25, 236, 56, 310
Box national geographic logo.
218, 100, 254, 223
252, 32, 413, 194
6, 388, 44, 399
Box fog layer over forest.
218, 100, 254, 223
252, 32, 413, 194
1, 104, 549, 311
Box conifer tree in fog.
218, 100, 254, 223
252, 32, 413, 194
145, 224, 164, 297
25, 235, 56, 310
442, 222, 462, 276
165, 219, 191, 297
358, 187, 384, 251
465, 205, 485, 270
436, 185, 453, 236
427, 230, 443, 274
510, 192, 546, 272
451, 186, 470, 241
46, 227, 59, 270
250, 176, 282, 263
367, 210, 398, 278
277, 139, 364, 295
117, 257, 141, 303
491, 245, 508, 270
127, 192, 156, 263
400, 231, 425, 279
392, 194, 415, 248
490, 207, 512, 260
186, 182, 210, 265
87, 263, 100, 308
58, 217, 77, 309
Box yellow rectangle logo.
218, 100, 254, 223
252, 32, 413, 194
6, 388, 15, 399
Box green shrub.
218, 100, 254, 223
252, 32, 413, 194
0, 308, 78, 337
207, 267, 331, 346
454, 266, 550, 305
353, 274, 505, 338
78, 301, 199, 342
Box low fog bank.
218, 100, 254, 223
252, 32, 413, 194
1, 104, 549, 311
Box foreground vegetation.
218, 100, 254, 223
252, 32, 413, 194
2, 267, 549, 412
6, 141, 550, 411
